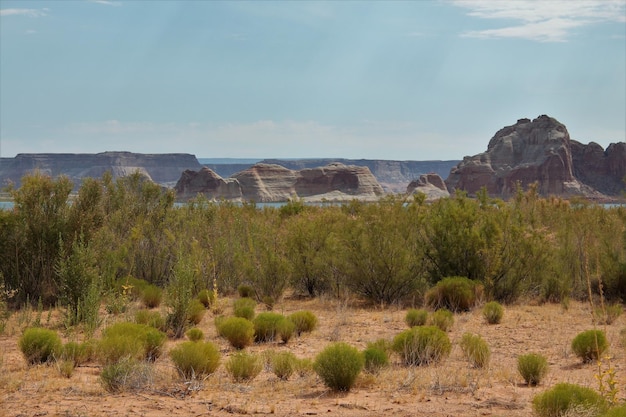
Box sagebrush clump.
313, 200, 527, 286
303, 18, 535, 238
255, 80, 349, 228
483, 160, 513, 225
253, 312, 287, 342
363, 343, 389, 374
533, 383, 607, 417
135, 309, 166, 331
225, 351, 263, 382
218, 317, 255, 349
289, 310, 318, 335
517, 353, 549, 386
233, 297, 257, 321
141, 284, 162, 308
460, 333, 490, 368
482, 301, 504, 324
197, 289, 215, 308
98, 322, 166, 364
169, 341, 221, 379
314, 342, 364, 392
404, 308, 428, 327
392, 325, 451, 366
571, 330, 608, 363
100, 358, 153, 393
269, 351, 298, 380
185, 327, 204, 342
429, 308, 454, 332
425, 277, 482, 312
19, 327, 62, 365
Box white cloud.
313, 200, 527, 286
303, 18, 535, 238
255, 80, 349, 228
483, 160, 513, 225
87, 0, 122, 6
451, 0, 626, 42
0, 8, 48, 17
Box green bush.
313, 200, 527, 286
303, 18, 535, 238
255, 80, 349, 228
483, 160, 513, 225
237, 284, 255, 298
596, 304, 623, 325
197, 289, 215, 308
19, 327, 62, 365
99, 322, 166, 364
60, 341, 91, 366
277, 317, 296, 343
460, 333, 490, 368
225, 351, 263, 382
482, 301, 504, 324
405, 308, 428, 327
602, 404, 626, 417
185, 327, 204, 342
100, 358, 153, 393
392, 325, 451, 366
116, 276, 149, 300
187, 299, 206, 325
314, 342, 364, 392
429, 308, 454, 332
425, 277, 482, 312
571, 330, 608, 363
218, 317, 255, 349
533, 383, 607, 417
233, 298, 257, 321
289, 310, 318, 335
141, 284, 163, 309
269, 351, 298, 380
517, 353, 548, 386
262, 295, 275, 310
169, 341, 221, 379
58, 359, 75, 378
134, 309, 166, 331
253, 312, 286, 342
363, 345, 389, 374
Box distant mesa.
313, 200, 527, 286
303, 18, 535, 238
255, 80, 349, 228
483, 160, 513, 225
406, 173, 450, 201
445, 115, 625, 201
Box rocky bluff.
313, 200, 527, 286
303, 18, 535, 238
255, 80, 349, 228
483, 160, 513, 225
445, 115, 626, 200
175, 163, 385, 202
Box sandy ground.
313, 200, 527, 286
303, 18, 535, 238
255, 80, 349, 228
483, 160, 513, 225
0, 296, 624, 417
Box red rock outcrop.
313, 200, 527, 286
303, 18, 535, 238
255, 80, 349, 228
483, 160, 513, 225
445, 116, 624, 199
174, 167, 242, 200
406, 173, 450, 201
570, 141, 626, 196
175, 163, 385, 202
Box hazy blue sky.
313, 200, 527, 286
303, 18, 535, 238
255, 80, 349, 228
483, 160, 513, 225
1, 0, 625, 160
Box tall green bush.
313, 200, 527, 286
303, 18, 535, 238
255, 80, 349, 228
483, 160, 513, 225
19, 327, 62, 365
314, 342, 364, 391
425, 277, 481, 312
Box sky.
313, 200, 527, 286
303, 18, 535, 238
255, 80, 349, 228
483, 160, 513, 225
1, 0, 625, 160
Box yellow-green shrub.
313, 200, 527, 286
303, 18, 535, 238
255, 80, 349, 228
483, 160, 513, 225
482, 301, 504, 324
218, 317, 254, 349
314, 342, 364, 392
392, 325, 451, 366
571, 330, 608, 363
517, 353, 548, 386
289, 310, 318, 335
19, 327, 62, 365
169, 341, 221, 379
405, 309, 428, 327
460, 333, 490, 368
429, 308, 454, 332
225, 351, 263, 382
533, 383, 607, 417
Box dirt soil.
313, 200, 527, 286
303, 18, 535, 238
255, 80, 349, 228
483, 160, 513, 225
1, 297, 624, 417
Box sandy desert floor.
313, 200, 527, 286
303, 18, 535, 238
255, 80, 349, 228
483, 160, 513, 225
0, 296, 624, 417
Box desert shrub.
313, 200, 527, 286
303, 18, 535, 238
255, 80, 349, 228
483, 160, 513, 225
277, 317, 296, 343
169, 341, 221, 379
100, 358, 153, 393
296, 357, 314, 376
187, 299, 206, 325
218, 317, 255, 349
262, 295, 275, 310
533, 383, 607, 417
237, 284, 254, 298
99, 322, 166, 364
134, 309, 166, 331
225, 351, 263, 382
363, 345, 389, 374
425, 277, 481, 312
185, 327, 204, 342
368, 338, 392, 355
602, 404, 626, 417
58, 359, 75, 378
405, 309, 428, 327
429, 308, 454, 332
214, 315, 226, 337
197, 289, 215, 308
289, 310, 318, 335
482, 301, 504, 324
19, 327, 62, 365
517, 353, 548, 386
596, 304, 623, 325
314, 342, 364, 392
460, 333, 490, 368
233, 297, 256, 321
269, 351, 298, 380
141, 284, 163, 309
571, 330, 608, 363
392, 325, 451, 366
60, 341, 91, 365
253, 312, 286, 342
116, 277, 149, 300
